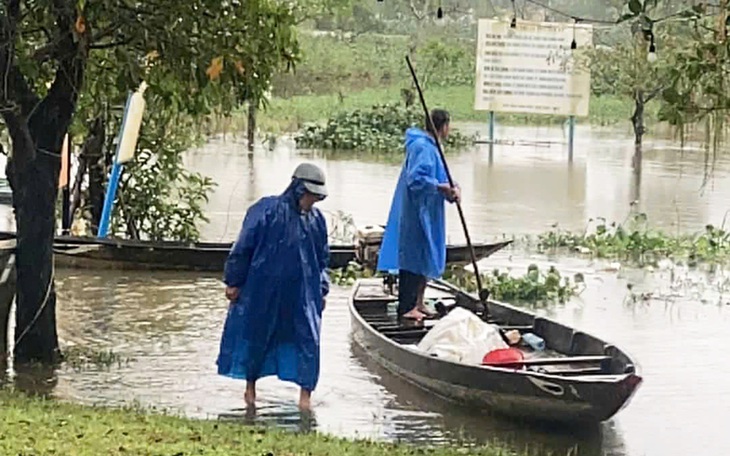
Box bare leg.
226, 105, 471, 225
415, 282, 434, 316
245, 381, 256, 407
299, 388, 312, 411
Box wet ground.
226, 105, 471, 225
4, 123, 730, 455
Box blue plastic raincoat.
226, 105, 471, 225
377, 127, 451, 279
216, 179, 330, 392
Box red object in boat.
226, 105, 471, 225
482, 348, 524, 366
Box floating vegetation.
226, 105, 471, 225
329, 261, 376, 287
443, 264, 583, 305
295, 103, 474, 153
536, 213, 730, 266
329, 262, 581, 305
61, 346, 133, 371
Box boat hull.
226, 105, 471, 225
0, 232, 511, 272
349, 279, 642, 425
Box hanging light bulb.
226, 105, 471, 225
510, 0, 517, 28
647, 45, 657, 62
570, 20, 577, 50
647, 34, 657, 63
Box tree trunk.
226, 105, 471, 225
631, 90, 645, 164
247, 101, 256, 153
75, 117, 106, 232
87, 143, 106, 234
6, 133, 62, 364
0, 0, 87, 365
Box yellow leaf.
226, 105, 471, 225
234, 60, 245, 75
75, 15, 86, 34
206, 56, 224, 81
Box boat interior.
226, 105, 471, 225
352, 277, 638, 379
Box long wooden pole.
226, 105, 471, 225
405, 55, 490, 313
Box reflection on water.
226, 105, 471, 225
7, 124, 730, 455
47, 250, 730, 456
188, 124, 730, 244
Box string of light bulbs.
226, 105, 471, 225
374, 0, 725, 62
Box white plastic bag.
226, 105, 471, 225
416, 307, 508, 365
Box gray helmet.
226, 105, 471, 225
292, 162, 327, 197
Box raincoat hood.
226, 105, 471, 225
283, 178, 308, 203
405, 127, 435, 149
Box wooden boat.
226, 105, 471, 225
349, 277, 642, 425
0, 231, 512, 272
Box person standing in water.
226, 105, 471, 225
217, 163, 330, 411
377, 109, 460, 321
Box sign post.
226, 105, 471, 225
488, 111, 495, 161
97, 81, 148, 238
473, 19, 592, 160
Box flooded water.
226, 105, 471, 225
5, 124, 730, 455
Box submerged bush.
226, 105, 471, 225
330, 262, 581, 305
295, 103, 474, 153
536, 213, 730, 266
443, 264, 582, 305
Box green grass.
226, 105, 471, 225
0, 390, 520, 455
257, 85, 656, 133
249, 30, 660, 134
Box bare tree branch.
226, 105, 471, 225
408, 0, 427, 21
90, 38, 134, 50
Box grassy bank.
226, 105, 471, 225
0, 390, 518, 455
258, 86, 651, 133
244, 31, 659, 134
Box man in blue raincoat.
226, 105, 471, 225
377, 109, 460, 321
217, 163, 330, 411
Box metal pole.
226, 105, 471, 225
488, 111, 495, 161
405, 55, 491, 313
98, 90, 134, 238
568, 115, 575, 162
61, 134, 72, 235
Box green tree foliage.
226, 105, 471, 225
0, 0, 300, 363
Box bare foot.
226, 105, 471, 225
245, 381, 256, 407
298, 389, 312, 411
416, 304, 435, 317
402, 308, 427, 321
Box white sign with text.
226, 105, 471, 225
474, 19, 593, 117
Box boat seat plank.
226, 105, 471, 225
542, 367, 605, 376
484, 355, 611, 367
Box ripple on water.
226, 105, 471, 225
17, 127, 730, 455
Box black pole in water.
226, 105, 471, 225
404, 55, 490, 315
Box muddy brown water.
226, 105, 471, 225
3, 123, 730, 455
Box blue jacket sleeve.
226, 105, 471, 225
405, 142, 440, 195
315, 211, 330, 298
223, 201, 267, 288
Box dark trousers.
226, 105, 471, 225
398, 269, 427, 316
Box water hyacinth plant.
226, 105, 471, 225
536, 214, 730, 266
295, 104, 474, 153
